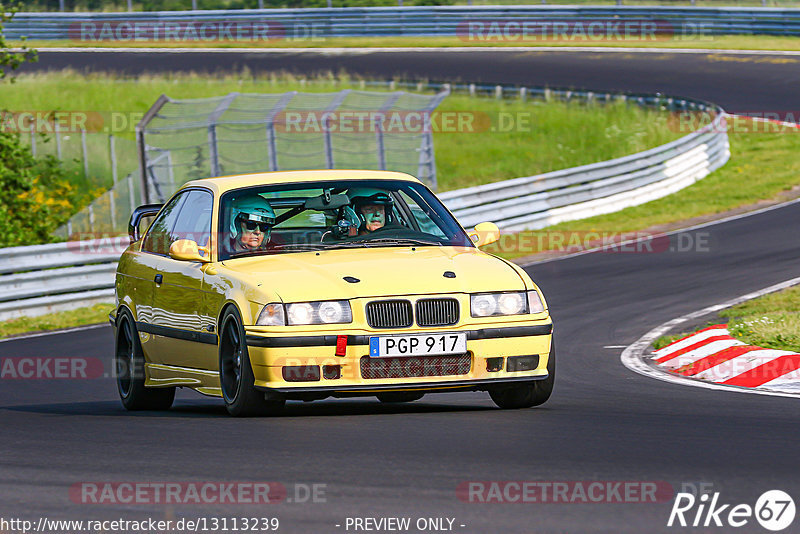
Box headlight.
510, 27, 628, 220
470, 291, 546, 317
256, 301, 353, 326
287, 300, 352, 326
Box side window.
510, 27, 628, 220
142, 193, 186, 255
398, 191, 447, 238
170, 190, 213, 255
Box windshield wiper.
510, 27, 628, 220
269, 243, 330, 252
363, 237, 443, 247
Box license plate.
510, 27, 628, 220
369, 333, 467, 357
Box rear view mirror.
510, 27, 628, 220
304, 192, 350, 211
169, 239, 210, 263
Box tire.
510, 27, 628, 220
376, 391, 425, 403
489, 339, 556, 409
115, 310, 175, 411
219, 307, 285, 417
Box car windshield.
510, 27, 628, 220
218, 179, 473, 260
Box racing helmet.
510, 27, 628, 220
230, 194, 276, 244
347, 187, 394, 231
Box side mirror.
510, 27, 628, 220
169, 239, 211, 263
468, 222, 500, 247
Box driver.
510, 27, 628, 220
348, 188, 394, 235
229, 194, 276, 253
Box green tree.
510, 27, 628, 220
0, 4, 82, 247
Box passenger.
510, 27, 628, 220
229, 194, 276, 253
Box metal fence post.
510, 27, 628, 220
207, 93, 239, 177
81, 128, 89, 180
374, 92, 403, 171
55, 121, 62, 160
208, 125, 220, 177
323, 90, 350, 169
136, 95, 170, 205
29, 123, 36, 157
166, 151, 175, 192
128, 174, 136, 214
109, 135, 118, 185
264, 91, 297, 172
109, 135, 117, 233
417, 88, 449, 190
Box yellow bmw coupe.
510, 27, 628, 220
112, 170, 554, 416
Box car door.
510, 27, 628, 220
148, 188, 218, 370
134, 192, 188, 364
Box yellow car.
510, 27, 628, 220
112, 170, 554, 416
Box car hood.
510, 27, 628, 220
221, 246, 526, 302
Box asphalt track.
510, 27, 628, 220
3, 49, 800, 533
20, 48, 800, 112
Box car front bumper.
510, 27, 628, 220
244, 321, 553, 397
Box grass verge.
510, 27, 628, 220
0, 303, 114, 339
0, 71, 682, 193
720, 286, 800, 352
653, 285, 800, 352
14, 34, 800, 52
484, 124, 800, 260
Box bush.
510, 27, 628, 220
0, 131, 91, 246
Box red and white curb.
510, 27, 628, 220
652, 325, 800, 393
621, 275, 800, 399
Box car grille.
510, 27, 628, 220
416, 298, 459, 327
360, 354, 471, 379
365, 300, 413, 329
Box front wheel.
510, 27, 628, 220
115, 310, 175, 411
219, 307, 285, 417
489, 339, 556, 409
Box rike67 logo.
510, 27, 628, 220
668, 490, 795, 531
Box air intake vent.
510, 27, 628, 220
360, 354, 471, 379
416, 298, 459, 327
366, 300, 413, 329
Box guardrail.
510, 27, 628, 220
0, 82, 730, 322
441, 112, 728, 231
4, 6, 800, 39
0, 240, 120, 321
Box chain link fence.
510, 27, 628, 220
138, 88, 448, 204
48, 86, 447, 237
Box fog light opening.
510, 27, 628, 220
507, 355, 539, 372
282, 365, 321, 382
323, 365, 341, 380
486, 357, 504, 372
